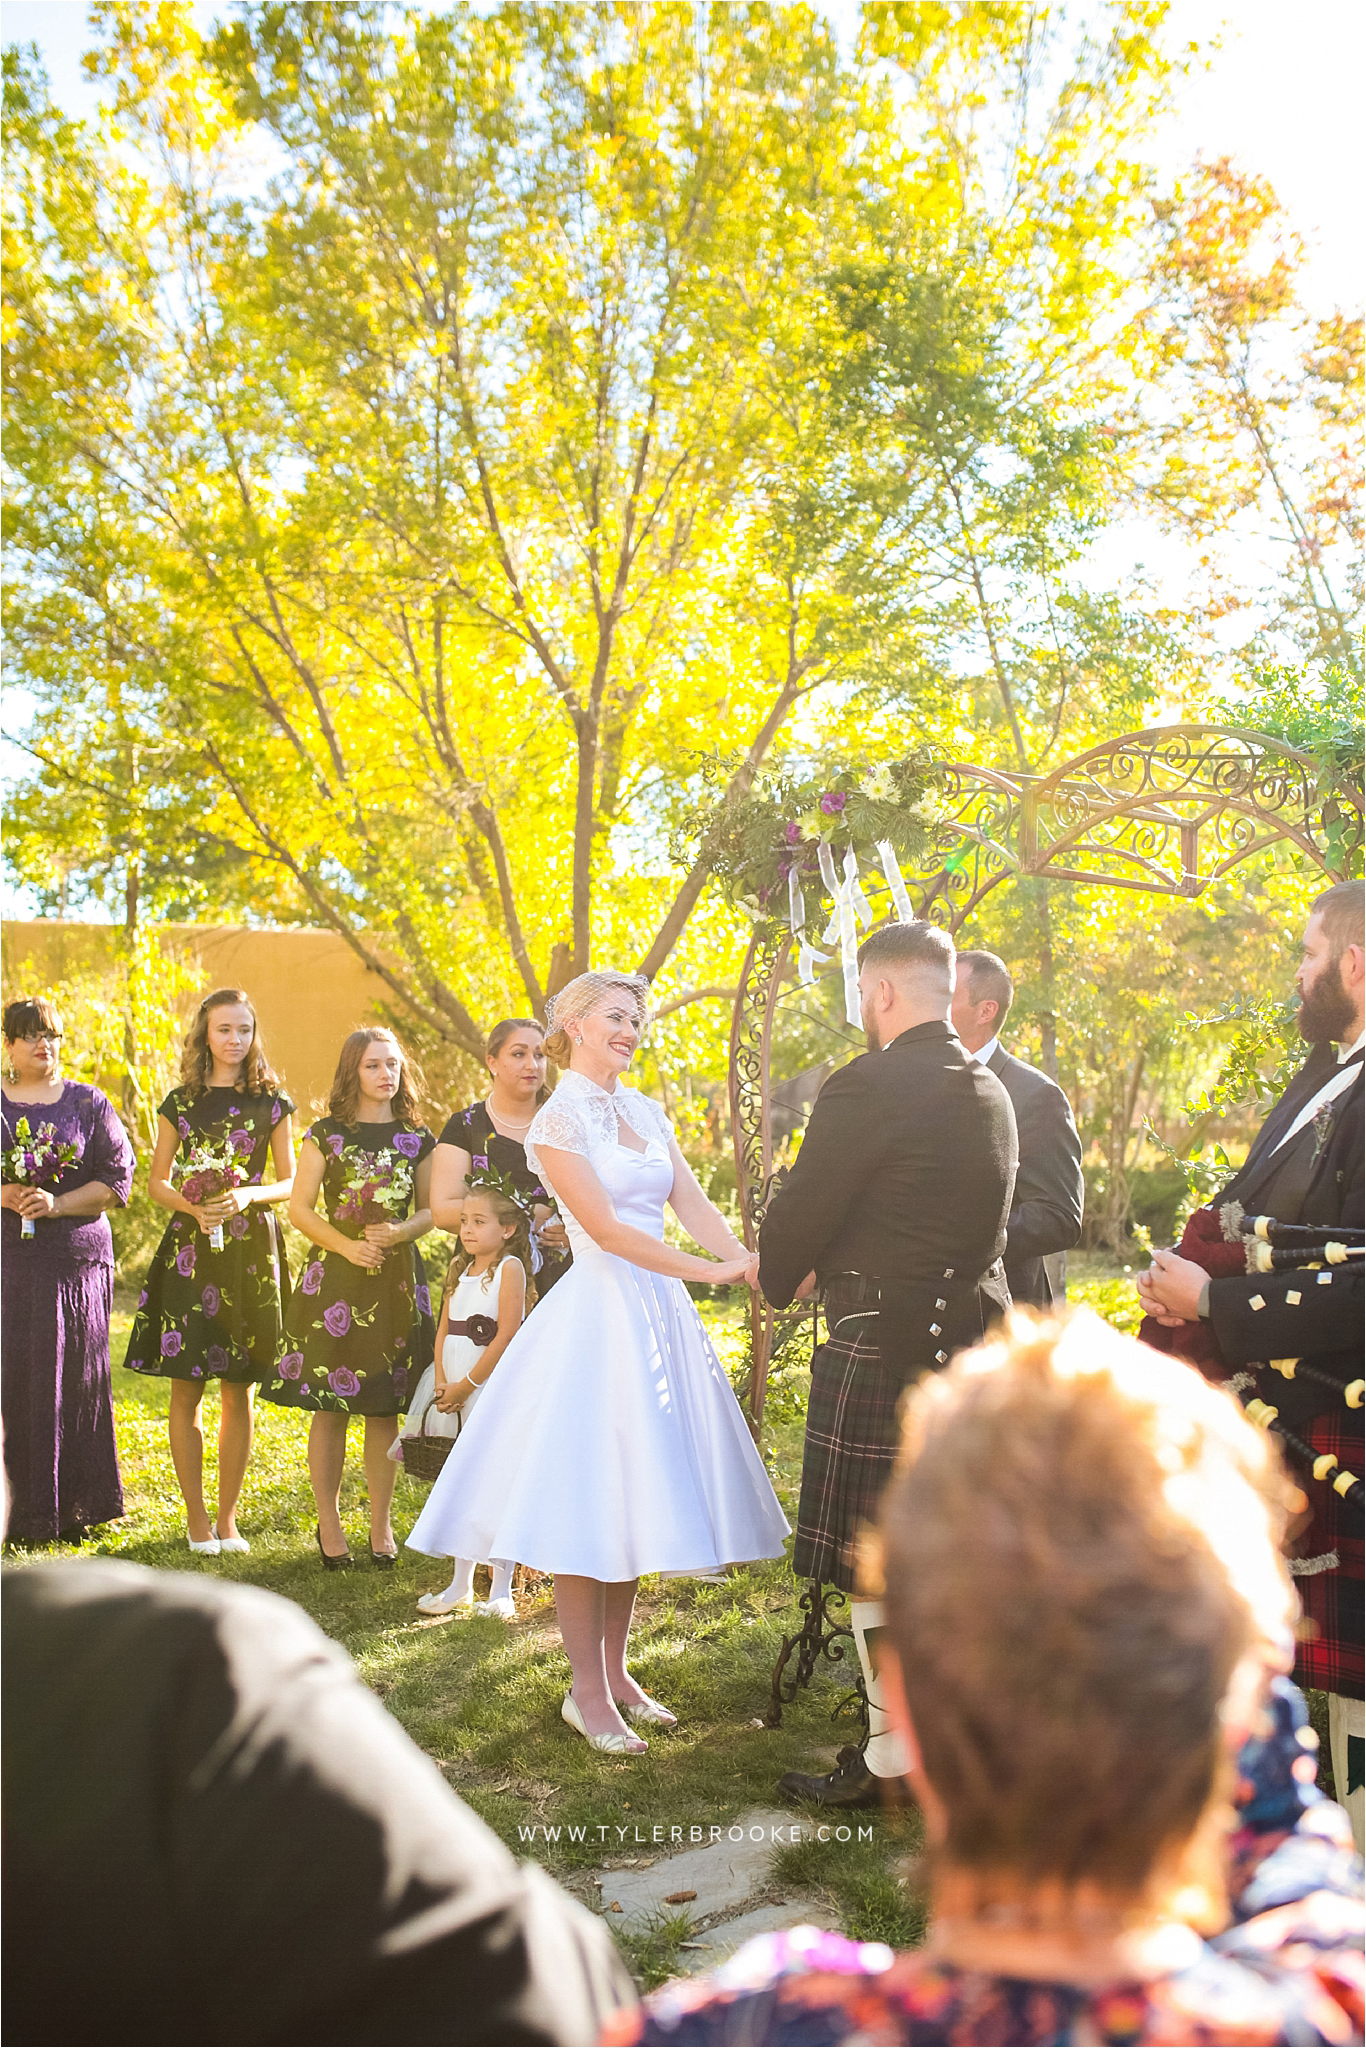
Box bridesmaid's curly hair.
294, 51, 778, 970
179, 988, 278, 1101
327, 1028, 423, 1126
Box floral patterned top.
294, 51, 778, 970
606, 1683, 1365, 2048
125, 1085, 294, 1385
262, 1117, 436, 1416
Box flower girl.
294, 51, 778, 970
403, 1174, 536, 1619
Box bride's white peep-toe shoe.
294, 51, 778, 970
562, 1693, 648, 1754
619, 1693, 677, 1727
417, 1589, 472, 1616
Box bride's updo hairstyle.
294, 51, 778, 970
542, 971, 651, 1065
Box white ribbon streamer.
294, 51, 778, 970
876, 839, 915, 923
787, 865, 806, 940
816, 840, 841, 944
844, 845, 874, 930
836, 860, 861, 1026
797, 940, 831, 986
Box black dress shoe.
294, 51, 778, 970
778, 1744, 881, 1809
315, 1524, 353, 1572
369, 1545, 396, 1570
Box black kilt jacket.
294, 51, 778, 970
1208, 1251, 1364, 1701
1209, 1048, 1363, 1699
758, 1020, 1017, 1591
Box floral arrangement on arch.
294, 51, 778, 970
671, 750, 942, 933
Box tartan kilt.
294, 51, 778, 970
1291, 1406, 1364, 1699
793, 1315, 918, 1595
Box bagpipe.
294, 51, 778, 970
1219, 1212, 1363, 1512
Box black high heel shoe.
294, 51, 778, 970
315, 1524, 353, 1572
369, 1544, 396, 1570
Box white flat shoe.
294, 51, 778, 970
417, 1590, 472, 1616
561, 1693, 647, 1754
472, 1596, 517, 1621
215, 1530, 250, 1554
187, 1533, 221, 1556
620, 1692, 677, 1727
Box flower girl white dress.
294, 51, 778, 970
406, 1072, 790, 1580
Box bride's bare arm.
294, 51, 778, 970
665, 1141, 749, 1260
536, 1147, 751, 1283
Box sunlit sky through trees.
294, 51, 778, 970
2, 0, 1361, 922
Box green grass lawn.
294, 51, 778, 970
22, 1299, 934, 1982
20, 1268, 1254, 1988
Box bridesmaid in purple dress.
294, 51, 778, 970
1, 995, 135, 1544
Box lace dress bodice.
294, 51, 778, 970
525, 1073, 675, 1262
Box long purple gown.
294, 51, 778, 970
1, 1084, 135, 1542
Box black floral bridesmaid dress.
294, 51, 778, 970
260, 1117, 436, 1416
125, 1085, 294, 1385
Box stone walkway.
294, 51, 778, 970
588, 1805, 867, 1977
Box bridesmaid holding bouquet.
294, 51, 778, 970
261, 1028, 435, 1569
125, 988, 295, 1555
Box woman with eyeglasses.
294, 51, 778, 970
1, 995, 135, 1545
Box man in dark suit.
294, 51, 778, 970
1138, 876, 1363, 1849
759, 921, 1017, 1807
950, 951, 1084, 1309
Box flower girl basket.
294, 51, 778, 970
398, 1393, 460, 1484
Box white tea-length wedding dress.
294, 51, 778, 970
406, 1072, 790, 1581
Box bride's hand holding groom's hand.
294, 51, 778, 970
711, 1251, 760, 1287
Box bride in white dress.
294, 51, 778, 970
406, 970, 790, 1753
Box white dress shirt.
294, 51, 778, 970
1270, 1027, 1366, 1156
965, 1035, 1001, 1068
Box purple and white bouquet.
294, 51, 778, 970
175, 1132, 249, 1249
333, 1143, 416, 1227
2, 1117, 80, 1238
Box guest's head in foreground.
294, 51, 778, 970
857, 922, 955, 1051
2, 995, 64, 1091
873, 1310, 1296, 1942
950, 949, 1015, 1053
1295, 877, 1364, 1048
179, 987, 276, 1098
326, 1026, 423, 1124
542, 970, 651, 1081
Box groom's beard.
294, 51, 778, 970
860, 1003, 882, 1053
1298, 960, 1356, 1045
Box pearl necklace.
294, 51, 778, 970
485, 1095, 535, 1136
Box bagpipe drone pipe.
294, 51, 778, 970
1222, 1213, 1364, 1513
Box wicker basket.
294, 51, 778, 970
399, 1403, 459, 1484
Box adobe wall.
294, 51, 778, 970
2, 921, 394, 1114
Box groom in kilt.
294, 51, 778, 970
759, 921, 1017, 1807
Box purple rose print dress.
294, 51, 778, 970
1, 1083, 135, 1541
260, 1117, 436, 1417
124, 1085, 294, 1388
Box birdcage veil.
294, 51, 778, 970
542, 971, 651, 1056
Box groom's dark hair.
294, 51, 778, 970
859, 921, 955, 990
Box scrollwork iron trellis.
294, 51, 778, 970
731, 723, 1362, 1426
